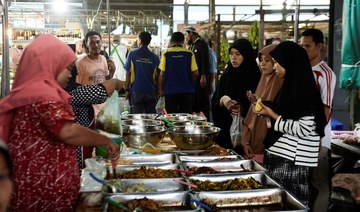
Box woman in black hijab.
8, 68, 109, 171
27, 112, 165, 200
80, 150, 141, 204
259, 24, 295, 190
212, 38, 261, 150
255, 41, 327, 206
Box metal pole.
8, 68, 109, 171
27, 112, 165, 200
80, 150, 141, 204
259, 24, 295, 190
259, 0, 264, 50
106, 0, 111, 54
1, 0, 10, 98
294, 0, 300, 42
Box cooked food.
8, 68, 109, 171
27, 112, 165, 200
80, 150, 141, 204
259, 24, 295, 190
107, 166, 181, 179
255, 97, 262, 112
190, 177, 264, 191
123, 183, 157, 193
187, 166, 220, 175
126, 198, 159, 211
195, 146, 229, 156
213, 157, 238, 161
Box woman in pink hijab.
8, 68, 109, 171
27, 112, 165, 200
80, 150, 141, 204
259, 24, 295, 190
0, 34, 120, 211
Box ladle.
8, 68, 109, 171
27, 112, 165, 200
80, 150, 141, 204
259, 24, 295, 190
89, 172, 121, 193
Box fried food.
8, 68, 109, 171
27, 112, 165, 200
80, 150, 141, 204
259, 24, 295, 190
255, 97, 262, 112
190, 177, 264, 191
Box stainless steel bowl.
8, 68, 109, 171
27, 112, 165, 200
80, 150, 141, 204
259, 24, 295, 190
165, 114, 207, 123
121, 114, 158, 120
122, 125, 166, 148
167, 126, 221, 150
173, 121, 214, 127
122, 119, 164, 127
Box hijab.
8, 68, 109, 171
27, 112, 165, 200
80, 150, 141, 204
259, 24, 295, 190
0, 34, 77, 142
269, 41, 326, 137
219, 38, 261, 116
242, 44, 283, 153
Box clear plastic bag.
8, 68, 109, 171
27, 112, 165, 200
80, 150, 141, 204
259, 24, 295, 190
95, 91, 122, 158
230, 114, 242, 148
155, 96, 165, 114
96, 91, 122, 135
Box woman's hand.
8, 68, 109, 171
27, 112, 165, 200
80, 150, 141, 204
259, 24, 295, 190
254, 102, 279, 120
246, 90, 258, 104
105, 141, 121, 160
242, 144, 254, 159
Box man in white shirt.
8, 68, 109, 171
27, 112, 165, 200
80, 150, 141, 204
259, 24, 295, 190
106, 34, 128, 82
300, 28, 336, 212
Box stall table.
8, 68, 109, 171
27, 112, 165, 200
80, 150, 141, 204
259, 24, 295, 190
331, 139, 360, 174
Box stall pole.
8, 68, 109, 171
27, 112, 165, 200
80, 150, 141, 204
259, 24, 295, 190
1, 0, 10, 98
106, 0, 111, 54
293, 0, 301, 42
259, 0, 264, 50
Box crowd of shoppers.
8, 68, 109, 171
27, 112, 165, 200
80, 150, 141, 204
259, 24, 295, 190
0, 25, 336, 211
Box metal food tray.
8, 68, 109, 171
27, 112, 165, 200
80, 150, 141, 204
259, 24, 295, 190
183, 159, 266, 175
102, 191, 199, 212
188, 173, 282, 190
102, 178, 189, 196
196, 188, 307, 211
178, 154, 241, 162
119, 153, 178, 165
115, 163, 181, 173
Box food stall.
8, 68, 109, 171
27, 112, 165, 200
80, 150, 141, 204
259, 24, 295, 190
77, 113, 307, 212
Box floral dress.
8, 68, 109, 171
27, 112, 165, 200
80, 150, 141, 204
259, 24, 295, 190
8, 101, 79, 212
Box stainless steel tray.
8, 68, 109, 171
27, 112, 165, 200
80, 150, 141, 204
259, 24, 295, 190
102, 178, 189, 195
102, 191, 199, 212
115, 163, 180, 173
178, 154, 240, 162
183, 159, 266, 175
188, 173, 282, 190
196, 188, 307, 211
119, 153, 178, 165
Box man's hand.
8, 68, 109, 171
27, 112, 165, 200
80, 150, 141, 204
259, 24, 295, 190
200, 75, 207, 88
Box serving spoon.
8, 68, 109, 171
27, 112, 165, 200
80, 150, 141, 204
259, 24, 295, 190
89, 172, 122, 193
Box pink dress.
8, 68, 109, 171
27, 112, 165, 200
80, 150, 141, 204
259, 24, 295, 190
8, 101, 79, 212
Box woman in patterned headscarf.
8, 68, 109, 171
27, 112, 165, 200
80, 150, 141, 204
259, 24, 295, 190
255, 41, 327, 205
212, 38, 261, 150
0, 34, 120, 211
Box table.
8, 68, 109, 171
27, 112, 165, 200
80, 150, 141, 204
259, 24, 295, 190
331, 139, 360, 174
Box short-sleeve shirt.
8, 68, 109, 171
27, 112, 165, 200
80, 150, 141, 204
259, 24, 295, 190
159, 46, 198, 94
312, 61, 336, 149
76, 55, 109, 85
209, 47, 217, 74
124, 46, 160, 93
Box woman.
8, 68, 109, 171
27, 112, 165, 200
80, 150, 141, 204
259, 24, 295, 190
241, 44, 284, 163
212, 38, 261, 150
0, 34, 120, 211
255, 41, 327, 205
0, 140, 12, 212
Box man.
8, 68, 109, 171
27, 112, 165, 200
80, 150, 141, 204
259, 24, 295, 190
76, 31, 115, 85
74, 39, 85, 57
106, 34, 128, 82
185, 26, 210, 119
300, 28, 336, 212
124, 31, 160, 113
158, 32, 198, 114
76, 31, 115, 116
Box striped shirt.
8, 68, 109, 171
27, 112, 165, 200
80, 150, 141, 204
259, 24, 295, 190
267, 115, 320, 167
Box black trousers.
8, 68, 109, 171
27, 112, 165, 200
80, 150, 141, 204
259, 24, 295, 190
165, 93, 194, 114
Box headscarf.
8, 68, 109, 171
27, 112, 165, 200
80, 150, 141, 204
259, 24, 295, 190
242, 44, 283, 153
220, 38, 261, 116
0, 34, 77, 142
269, 41, 326, 137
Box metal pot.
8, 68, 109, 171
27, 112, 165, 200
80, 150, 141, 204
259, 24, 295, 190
167, 126, 221, 150
122, 125, 166, 148
173, 121, 214, 127
121, 114, 158, 120
122, 119, 164, 127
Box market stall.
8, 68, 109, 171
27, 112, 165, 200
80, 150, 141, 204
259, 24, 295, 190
78, 113, 307, 212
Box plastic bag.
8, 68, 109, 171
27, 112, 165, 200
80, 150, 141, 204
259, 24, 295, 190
155, 96, 165, 114
230, 114, 242, 148
95, 91, 122, 158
